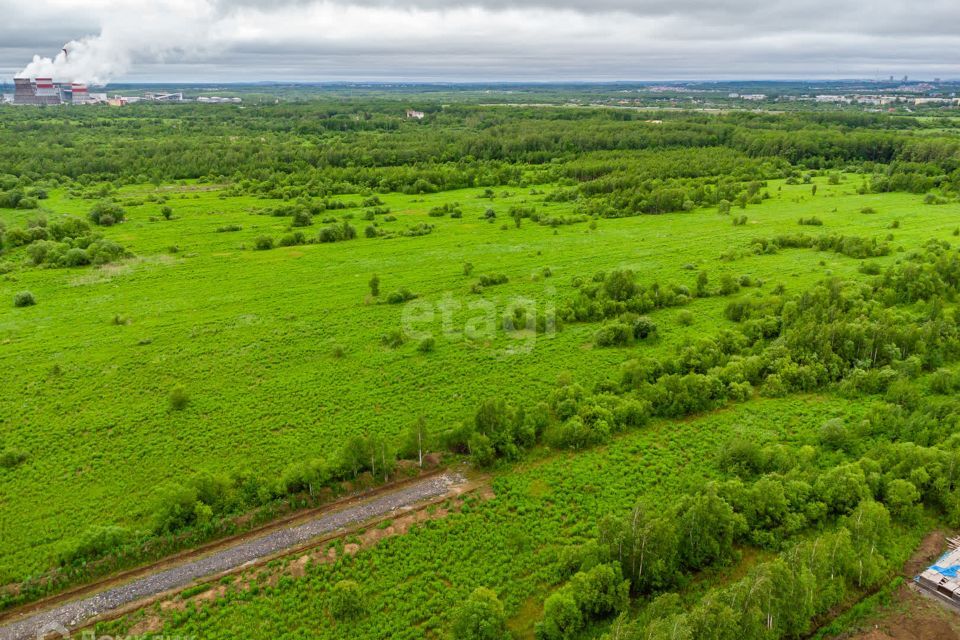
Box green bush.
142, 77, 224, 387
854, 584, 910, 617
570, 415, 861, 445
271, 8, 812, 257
169, 386, 190, 410
0, 448, 27, 469
88, 201, 127, 226
386, 288, 417, 304
13, 291, 36, 307
254, 235, 274, 250
329, 580, 365, 621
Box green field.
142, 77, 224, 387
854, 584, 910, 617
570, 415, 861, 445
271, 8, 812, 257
1, 175, 952, 581
3, 102, 960, 639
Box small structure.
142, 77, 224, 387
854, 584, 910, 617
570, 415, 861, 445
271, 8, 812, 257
406, 109, 425, 120
916, 543, 960, 608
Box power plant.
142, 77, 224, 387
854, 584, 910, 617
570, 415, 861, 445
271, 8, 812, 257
3, 78, 229, 107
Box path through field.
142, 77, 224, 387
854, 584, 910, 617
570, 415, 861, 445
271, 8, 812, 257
0, 472, 466, 640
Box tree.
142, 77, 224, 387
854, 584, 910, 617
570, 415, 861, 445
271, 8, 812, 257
468, 432, 496, 468
450, 587, 511, 640
599, 506, 679, 594
403, 416, 429, 468
603, 270, 637, 301
569, 563, 630, 618
329, 580, 365, 621
885, 479, 920, 521
675, 487, 742, 571
161, 206, 173, 220
537, 591, 582, 640
369, 273, 381, 298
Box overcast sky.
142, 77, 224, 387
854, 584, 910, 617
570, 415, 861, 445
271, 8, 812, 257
1, 0, 959, 83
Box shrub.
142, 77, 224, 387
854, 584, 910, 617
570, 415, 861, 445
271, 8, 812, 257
88, 201, 126, 226
13, 291, 36, 307
676, 310, 694, 326
468, 432, 496, 468
291, 209, 313, 227
254, 235, 274, 250
216, 224, 242, 233
386, 288, 417, 304
169, 386, 190, 410
594, 323, 632, 347
59, 526, 133, 566
329, 580, 365, 621
63, 247, 91, 267
318, 221, 357, 243
631, 316, 656, 339
161, 206, 173, 220
381, 330, 406, 348
818, 418, 851, 451
860, 206, 877, 214
0, 448, 27, 469
478, 273, 508, 287
417, 337, 435, 353
278, 231, 305, 247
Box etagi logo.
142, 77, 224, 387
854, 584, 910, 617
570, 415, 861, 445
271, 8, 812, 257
35, 622, 70, 639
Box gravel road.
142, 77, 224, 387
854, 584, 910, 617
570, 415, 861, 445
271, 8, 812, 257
0, 472, 465, 640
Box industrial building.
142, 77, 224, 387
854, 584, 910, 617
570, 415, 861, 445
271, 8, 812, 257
916, 543, 960, 608
10, 77, 98, 105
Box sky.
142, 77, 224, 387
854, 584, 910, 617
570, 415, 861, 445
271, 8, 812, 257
1, 0, 959, 83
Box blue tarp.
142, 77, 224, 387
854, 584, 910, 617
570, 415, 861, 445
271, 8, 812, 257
929, 551, 960, 578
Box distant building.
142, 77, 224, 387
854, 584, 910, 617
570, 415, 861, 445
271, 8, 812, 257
406, 109, 425, 119
197, 96, 241, 104
740, 94, 767, 101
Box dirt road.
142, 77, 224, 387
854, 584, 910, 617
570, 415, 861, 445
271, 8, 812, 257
0, 472, 465, 640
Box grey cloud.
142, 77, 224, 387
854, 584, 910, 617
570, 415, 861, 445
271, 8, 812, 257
1, 0, 959, 82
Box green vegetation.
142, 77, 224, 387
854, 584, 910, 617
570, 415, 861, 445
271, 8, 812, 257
3, 98, 960, 639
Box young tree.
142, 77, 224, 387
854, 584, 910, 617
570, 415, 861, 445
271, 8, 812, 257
369, 273, 381, 298
404, 416, 428, 468
450, 587, 510, 640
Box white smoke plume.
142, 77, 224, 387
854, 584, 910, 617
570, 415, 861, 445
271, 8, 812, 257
16, 1, 219, 85
19, 40, 128, 85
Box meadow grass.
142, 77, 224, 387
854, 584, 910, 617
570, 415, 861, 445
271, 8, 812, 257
1, 174, 957, 581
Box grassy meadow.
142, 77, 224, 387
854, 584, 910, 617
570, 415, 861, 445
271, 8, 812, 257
1, 174, 958, 583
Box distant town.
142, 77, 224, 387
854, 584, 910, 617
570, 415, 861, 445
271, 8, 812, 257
3, 78, 960, 112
